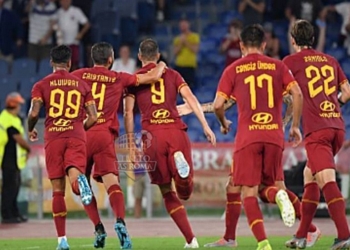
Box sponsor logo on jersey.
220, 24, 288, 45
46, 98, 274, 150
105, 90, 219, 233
152, 109, 170, 119
251, 112, 273, 124
50, 118, 74, 132
53, 118, 72, 127
320, 100, 335, 112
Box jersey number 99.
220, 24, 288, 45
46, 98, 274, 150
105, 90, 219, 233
49, 89, 81, 118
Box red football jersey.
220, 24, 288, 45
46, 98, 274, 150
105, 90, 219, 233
217, 53, 296, 151
126, 63, 187, 131
283, 49, 346, 136
31, 70, 94, 144
72, 67, 137, 136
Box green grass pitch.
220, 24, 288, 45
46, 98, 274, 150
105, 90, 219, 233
0, 236, 335, 249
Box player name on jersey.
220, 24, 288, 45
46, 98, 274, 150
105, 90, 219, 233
82, 73, 117, 83
49, 79, 79, 87
236, 61, 276, 73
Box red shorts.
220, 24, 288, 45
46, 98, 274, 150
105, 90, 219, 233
86, 130, 118, 182
232, 143, 283, 187
45, 138, 86, 179
305, 128, 345, 175
143, 129, 193, 185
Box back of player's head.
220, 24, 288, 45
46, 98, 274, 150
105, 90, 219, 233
91, 42, 114, 65
240, 24, 265, 48
50, 45, 71, 64
291, 20, 314, 47
139, 39, 159, 61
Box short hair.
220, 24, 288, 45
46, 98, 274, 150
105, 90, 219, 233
139, 39, 159, 61
91, 42, 114, 65
229, 19, 242, 30
50, 45, 71, 64
240, 24, 266, 48
291, 20, 314, 47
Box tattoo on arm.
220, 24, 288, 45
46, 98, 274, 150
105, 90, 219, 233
282, 94, 293, 126
28, 99, 43, 132
202, 99, 236, 113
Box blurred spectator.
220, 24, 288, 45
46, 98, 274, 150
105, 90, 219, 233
173, 19, 199, 87
156, 0, 165, 22
57, 0, 90, 70
72, 0, 93, 67
0, 93, 30, 224
324, 2, 350, 54
0, 0, 23, 63
112, 45, 136, 74
239, 0, 265, 26
220, 20, 242, 68
264, 23, 280, 59
285, 0, 324, 49
27, 0, 57, 62
265, 0, 288, 21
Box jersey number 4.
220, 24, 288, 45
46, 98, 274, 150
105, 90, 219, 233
151, 78, 165, 104
305, 65, 335, 98
92, 82, 106, 117
49, 89, 81, 118
245, 73, 274, 110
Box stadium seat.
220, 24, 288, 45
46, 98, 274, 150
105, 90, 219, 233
220, 11, 243, 25
120, 17, 138, 45
199, 37, 218, 54
38, 59, 52, 77
91, 0, 117, 18
0, 59, 9, 76
12, 58, 37, 76
154, 25, 171, 37
325, 47, 347, 62
19, 75, 40, 100
0, 76, 19, 107
204, 23, 227, 40
206, 52, 225, 66
137, 1, 155, 33
91, 10, 120, 43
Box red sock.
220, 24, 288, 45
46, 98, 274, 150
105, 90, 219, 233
163, 191, 194, 243
259, 186, 278, 204
296, 183, 319, 238
108, 184, 125, 219
83, 195, 101, 226
243, 196, 267, 242
286, 189, 317, 233
174, 176, 193, 201
71, 179, 80, 195
223, 193, 241, 241
52, 191, 67, 237
322, 181, 350, 240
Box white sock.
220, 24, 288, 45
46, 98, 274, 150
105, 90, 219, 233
58, 236, 67, 244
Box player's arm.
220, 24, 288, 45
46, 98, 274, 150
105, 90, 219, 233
282, 94, 293, 128
124, 95, 135, 134
180, 86, 216, 145
10, 127, 31, 153
136, 62, 167, 85
177, 99, 235, 116
27, 98, 43, 141
287, 83, 303, 146
338, 81, 350, 106
83, 102, 98, 131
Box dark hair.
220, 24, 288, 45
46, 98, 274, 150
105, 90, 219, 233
139, 38, 159, 61
50, 45, 71, 64
229, 19, 243, 30
291, 19, 314, 47
240, 24, 266, 48
91, 42, 114, 65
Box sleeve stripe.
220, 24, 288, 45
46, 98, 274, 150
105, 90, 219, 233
85, 100, 95, 107
135, 75, 140, 86
230, 95, 236, 100
282, 91, 287, 96
285, 81, 298, 93
339, 79, 349, 86
217, 91, 229, 100
178, 83, 188, 92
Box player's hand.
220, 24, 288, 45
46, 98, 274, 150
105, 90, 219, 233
203, 125, 216, 146
28, 129, 38, 142
289, 126, 302, 147
220, 119, 232, 135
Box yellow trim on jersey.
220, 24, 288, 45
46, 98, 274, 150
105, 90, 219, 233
282, 91, 287, 96
230, 95, 236, 101
135, 75, 140, 86
178, 83, 188, 93
339, 79, 349, 86
85, 100, 95, 107
217, 91, 229, 100
285, 81, 298, 93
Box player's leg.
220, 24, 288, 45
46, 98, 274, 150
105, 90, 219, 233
204, 176, 241, 247
45, 139, 70, 250
159, 183, 198, 248
235, 144, 271, 250
93, 132, 131, 250
170, 130, 193, 200
83, 156, 106, 249
285, 166, 320, 249
63, 138, 92, 205
314, 129, 350, 249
